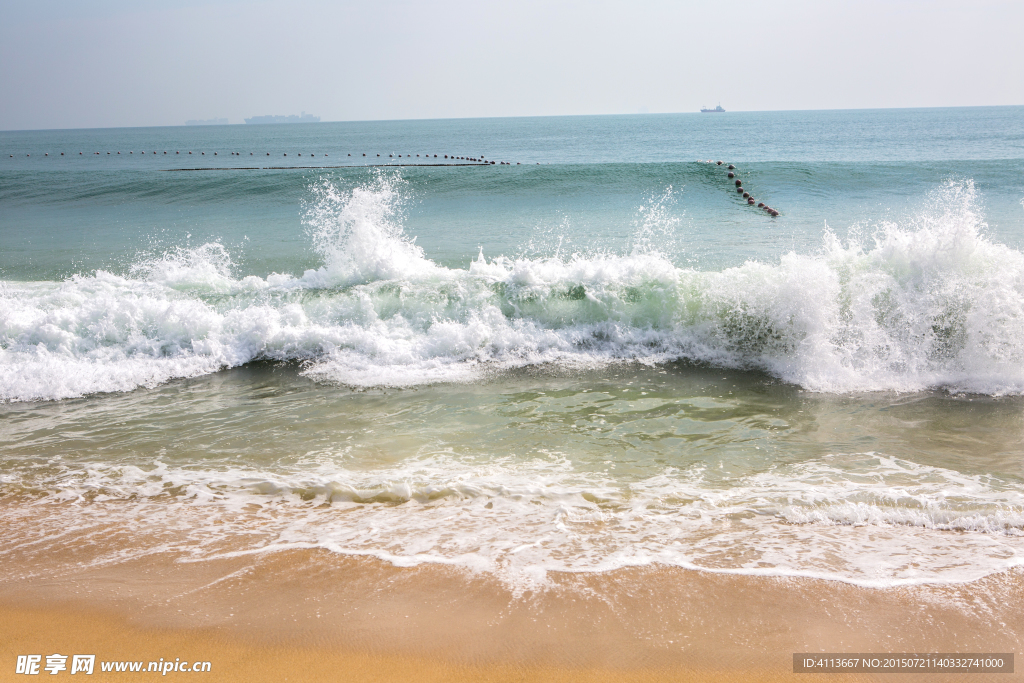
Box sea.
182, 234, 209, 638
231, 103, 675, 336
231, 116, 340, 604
2, 107, 1023, 593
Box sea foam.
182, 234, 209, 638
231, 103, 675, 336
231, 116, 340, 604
5, 449, 1023, 589
2, 175, 1023, 402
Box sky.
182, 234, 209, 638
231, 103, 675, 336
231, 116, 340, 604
1, 0, 1022, 130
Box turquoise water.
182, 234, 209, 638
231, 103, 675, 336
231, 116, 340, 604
2, 108, 1024, 588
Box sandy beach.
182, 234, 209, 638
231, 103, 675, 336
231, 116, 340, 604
2, 521, 1021, 682
0, 602, 808, 683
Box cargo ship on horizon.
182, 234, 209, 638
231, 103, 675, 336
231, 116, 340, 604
244, 112, 321, 124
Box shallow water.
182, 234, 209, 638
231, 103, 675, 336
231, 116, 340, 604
3, 361, 1023, 588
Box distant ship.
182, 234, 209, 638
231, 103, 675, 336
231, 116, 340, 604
244, 112, 320, 125
701, 105, 725, 113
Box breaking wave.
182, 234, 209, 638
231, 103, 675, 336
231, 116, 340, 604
2, 174, 1023, 402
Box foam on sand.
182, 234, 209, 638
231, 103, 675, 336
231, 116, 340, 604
3, 447, 1023, 589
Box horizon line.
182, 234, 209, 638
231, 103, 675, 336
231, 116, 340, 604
2, 103, 1022, 134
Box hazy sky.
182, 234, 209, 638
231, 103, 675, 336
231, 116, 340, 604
2, 0, 1022, 130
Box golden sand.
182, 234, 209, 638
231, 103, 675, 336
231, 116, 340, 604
0, 602, 849, 683
1, 546, 1021, 682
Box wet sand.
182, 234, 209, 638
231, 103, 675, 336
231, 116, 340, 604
0, 603, 817, 683
1, 541, 1021, 682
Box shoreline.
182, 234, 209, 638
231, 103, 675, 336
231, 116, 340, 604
2, 546, 1020, 681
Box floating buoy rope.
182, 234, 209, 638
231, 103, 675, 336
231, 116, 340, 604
704, 159, 780, 217
9, 148, 527, 167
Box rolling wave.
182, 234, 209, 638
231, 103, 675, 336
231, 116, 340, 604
2, 174, 1023, 402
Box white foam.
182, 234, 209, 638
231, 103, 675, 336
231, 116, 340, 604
6, 450, 1024, 589
300, 174, 438, 286
2, 176, 1023, 401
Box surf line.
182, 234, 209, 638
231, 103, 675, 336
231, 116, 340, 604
712, 160, 780, 216
161, 164, 491, 171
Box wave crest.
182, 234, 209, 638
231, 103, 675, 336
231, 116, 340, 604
2, 177, 1023, 401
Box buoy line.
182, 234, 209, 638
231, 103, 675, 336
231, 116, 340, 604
162, 164, 496, 171
708, 159, 780, 216
7, 152, 525, 166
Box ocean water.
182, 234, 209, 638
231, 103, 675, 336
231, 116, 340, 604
2, 107, 1024, 590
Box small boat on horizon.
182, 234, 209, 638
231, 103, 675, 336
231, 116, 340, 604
701, 104, 726, 113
